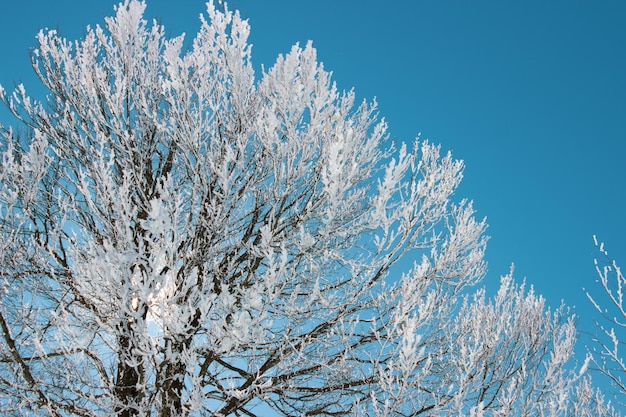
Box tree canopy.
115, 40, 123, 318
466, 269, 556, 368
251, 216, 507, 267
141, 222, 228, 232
0, 1, 618, 416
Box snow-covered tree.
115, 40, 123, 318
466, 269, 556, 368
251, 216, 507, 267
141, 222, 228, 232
0, 1, 615, 416
586, 236, 626, 409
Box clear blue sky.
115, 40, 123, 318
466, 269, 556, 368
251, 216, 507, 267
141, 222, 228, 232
1, 0, 625, 402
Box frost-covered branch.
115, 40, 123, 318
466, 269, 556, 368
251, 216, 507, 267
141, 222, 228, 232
585, 236, 626, 409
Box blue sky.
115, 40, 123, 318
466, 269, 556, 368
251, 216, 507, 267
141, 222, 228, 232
1, 0, 625, 402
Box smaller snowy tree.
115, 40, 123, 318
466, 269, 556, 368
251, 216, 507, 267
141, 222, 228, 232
586, 236, 626, 409
0, 1, 618, 416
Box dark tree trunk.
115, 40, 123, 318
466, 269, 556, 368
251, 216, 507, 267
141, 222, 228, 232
159, 337, 191, 417
115, 323, 144, 417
